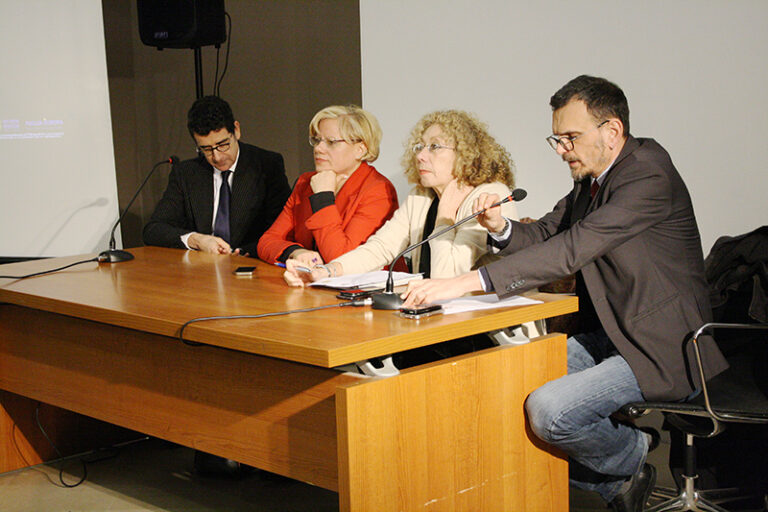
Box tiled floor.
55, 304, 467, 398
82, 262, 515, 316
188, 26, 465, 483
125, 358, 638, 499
0, 412, 675, 511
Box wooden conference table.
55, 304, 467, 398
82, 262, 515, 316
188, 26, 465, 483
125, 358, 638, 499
0, 246, 577, 511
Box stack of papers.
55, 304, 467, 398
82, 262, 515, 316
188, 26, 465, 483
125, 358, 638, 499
308, 271, 422, 290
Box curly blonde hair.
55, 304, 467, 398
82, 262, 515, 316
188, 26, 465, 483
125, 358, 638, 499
309, 105, 382, 162
401, 110, 515, 189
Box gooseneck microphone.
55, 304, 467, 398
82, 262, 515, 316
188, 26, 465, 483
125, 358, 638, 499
371, 188, 527, 310
98, 156, 179, 263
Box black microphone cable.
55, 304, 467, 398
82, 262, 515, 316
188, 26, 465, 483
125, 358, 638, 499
34, 402, 149, 488
178, 298, 373, 346
0, 257, 99, 280
214, 11, 233, 96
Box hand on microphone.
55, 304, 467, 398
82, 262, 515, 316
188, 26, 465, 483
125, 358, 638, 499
472, 193, 508, 234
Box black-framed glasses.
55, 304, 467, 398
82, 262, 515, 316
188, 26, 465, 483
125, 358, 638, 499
412, 142, 455, 154
546, 120, 608, 152
309, 136, 359, 148
196, 135, 233, 156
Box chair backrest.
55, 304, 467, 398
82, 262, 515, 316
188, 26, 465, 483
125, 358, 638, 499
690, 323, 768, 425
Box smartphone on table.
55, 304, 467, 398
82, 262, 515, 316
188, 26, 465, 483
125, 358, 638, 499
336, 289, 376, 300
398, 304, 443, 319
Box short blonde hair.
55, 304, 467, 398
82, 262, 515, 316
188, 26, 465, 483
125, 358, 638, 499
401, 110, 515, 188
309, 105, 382, 162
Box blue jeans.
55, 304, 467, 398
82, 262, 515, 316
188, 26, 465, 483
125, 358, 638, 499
525, 331, 648, 501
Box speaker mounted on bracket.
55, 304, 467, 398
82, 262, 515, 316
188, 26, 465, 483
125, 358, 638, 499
137, 0, 226, 50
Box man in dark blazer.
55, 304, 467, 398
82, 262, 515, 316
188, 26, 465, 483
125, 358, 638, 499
143, 95, 291, 257
400, 75, 728, 512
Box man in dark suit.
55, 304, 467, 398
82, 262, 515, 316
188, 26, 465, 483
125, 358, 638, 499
143, 95, 291, 256
400, 75, 728, 512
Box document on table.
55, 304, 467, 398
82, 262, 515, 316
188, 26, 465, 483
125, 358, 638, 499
308, 271, 423, 290
437, 294, 542, 315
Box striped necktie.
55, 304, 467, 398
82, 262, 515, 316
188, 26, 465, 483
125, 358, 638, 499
213, 170, 232, 242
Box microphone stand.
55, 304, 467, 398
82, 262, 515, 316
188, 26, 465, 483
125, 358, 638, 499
98, 156, 178, 263
371, 188, 527, 310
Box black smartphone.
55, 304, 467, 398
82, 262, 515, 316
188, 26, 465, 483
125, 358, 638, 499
336, 289, 374, 300
398, 304, 443, 319
234, 266, 256, 276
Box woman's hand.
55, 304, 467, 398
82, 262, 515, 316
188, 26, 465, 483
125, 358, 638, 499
288, 249, 323, 268
283, 259, 344, 287
309, 170, 337, 193
437, 179, 474, 224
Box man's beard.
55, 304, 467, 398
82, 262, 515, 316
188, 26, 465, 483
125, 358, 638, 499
565, 159, 591, 181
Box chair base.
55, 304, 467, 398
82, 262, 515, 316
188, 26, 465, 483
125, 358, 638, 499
646, 476, 744, 512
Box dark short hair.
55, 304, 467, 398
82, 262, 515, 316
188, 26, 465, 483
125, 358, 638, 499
550, 75, 630, 136
187, 95, 236, 137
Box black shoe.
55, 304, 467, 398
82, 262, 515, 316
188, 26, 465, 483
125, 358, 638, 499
193, 450, 252, 478
609, 463, 656, 512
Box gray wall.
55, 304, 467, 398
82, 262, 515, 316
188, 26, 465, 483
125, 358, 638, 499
103, 0, 362, 248
360, 0, 768, 253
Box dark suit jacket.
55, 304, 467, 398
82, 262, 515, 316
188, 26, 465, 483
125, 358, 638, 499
143, 142, 291, 256
484, 136, 727, 401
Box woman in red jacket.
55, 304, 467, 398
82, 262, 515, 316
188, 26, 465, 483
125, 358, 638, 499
257, 105, 398, 267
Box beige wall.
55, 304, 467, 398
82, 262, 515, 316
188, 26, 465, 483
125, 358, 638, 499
103, 0, 362, 248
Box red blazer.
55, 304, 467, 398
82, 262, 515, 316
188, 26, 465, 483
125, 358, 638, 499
257, 162, 398, 263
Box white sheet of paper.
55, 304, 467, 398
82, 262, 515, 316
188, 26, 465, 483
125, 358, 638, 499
308, 270, 422, 290
437, 294, 542, 315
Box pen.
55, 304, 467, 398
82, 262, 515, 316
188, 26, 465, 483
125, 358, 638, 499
273, 262, 312, 273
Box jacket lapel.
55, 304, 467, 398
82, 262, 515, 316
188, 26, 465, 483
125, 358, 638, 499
569, 180, 591, 225
192, 158, 215, 234
229, 144, 259, 245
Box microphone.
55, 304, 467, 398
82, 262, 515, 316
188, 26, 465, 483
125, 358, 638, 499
371, 188, 527, 309
99, 156, 179, 263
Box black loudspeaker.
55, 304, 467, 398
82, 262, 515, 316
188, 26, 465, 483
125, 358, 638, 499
137, 0, 226, 49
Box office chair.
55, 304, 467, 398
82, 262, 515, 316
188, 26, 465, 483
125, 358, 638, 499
621, 322, 768, 512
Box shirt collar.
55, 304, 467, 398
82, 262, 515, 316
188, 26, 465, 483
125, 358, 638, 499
592, 154, 618, 187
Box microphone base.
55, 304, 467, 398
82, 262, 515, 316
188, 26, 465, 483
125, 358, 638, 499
371, 291, 404, 310
98, 249, 134, 263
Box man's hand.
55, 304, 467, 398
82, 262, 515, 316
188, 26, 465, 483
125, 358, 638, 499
188, 233, 232, 254
400, 271, 484, 308
472, 192, 507, 234
437, 179, 474, 224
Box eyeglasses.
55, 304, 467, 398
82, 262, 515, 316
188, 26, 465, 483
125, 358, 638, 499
196, 136, 233, 156
546, 120, 608, 152
309, 136, 359, 148
412, 142, 455, 154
